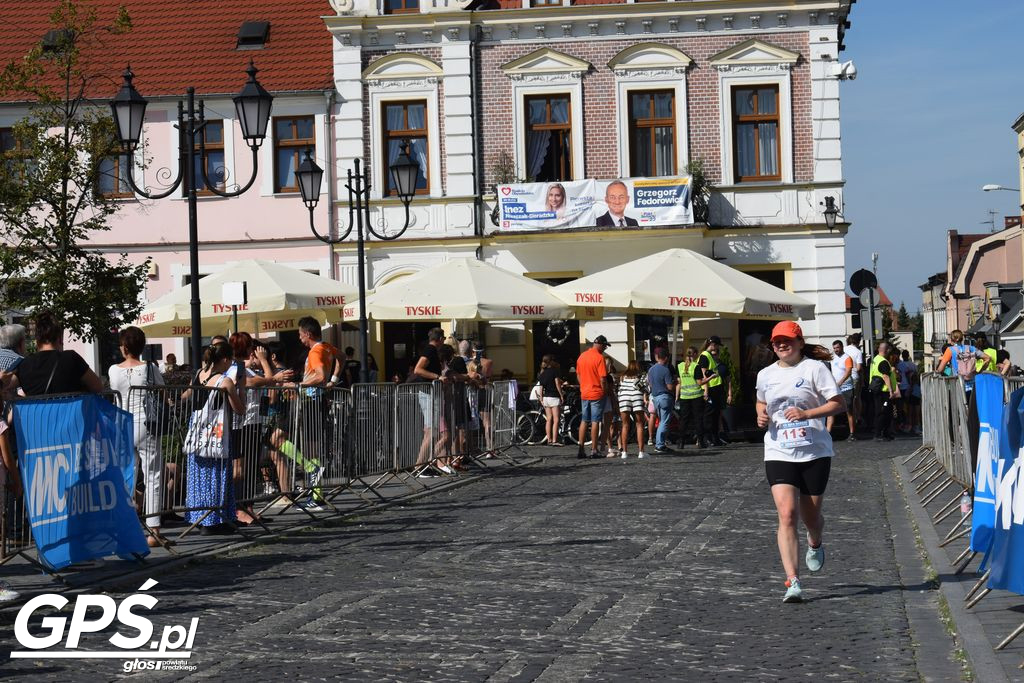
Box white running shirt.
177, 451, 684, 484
756, 357, 840, 463
844, 344, 864, 381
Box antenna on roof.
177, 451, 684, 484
981, 209, 997, 233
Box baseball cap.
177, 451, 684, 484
593, 335, 612, 347
770, 321, 803, 341
706, 335, 722, 345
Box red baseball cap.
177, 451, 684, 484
770, 321, 803, 341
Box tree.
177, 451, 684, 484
0, 1, 149, 341
896, 302, 912, 330
911, 311, 924, 352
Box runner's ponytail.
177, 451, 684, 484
801, 344, 832, 362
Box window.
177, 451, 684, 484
732, 85, 780, 182
382, 101, 429, 195
628, 90, 675, 177
192, 120, 226, 195
273, 116, 315, 193
531, 0, 561, 6
383, 0, 418, 13
524, 94, 572, 182
1, 127, 30, 182
97, 154, 133, 198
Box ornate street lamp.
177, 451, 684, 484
821, 196, 839, 231
296, 143, 419, 383
111, 61, 273, 368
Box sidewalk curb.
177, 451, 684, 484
0, 456, 540, 609
895, 455, 1009, 683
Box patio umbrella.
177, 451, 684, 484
134, 259, 361, 337
364, 258, 572, 320
550, 248, 815, 358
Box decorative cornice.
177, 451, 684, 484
366, 76, 440, 89
714, 63, 792, 74
613, 67, 688, 80
507, 72, 582, 83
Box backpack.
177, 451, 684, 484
952, 344, 979, 381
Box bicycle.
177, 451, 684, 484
515, 387, 582, 446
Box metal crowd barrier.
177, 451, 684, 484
1, 372, 522, 569
1, 391, 122, 572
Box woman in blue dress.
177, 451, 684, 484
185, 342, 245, 535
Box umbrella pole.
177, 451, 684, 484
671, 314, 679, 365
232, 305, 238, 335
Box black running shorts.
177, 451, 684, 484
765, 457, 832, 496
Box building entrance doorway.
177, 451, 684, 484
383, 321, 441, 382
531, 320, 580, 381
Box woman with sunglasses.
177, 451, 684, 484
756, 321, 845, 603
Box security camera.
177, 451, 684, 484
830, 60, 857, 80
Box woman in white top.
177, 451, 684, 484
756, 321, 845, 603
107, 326, 167, 548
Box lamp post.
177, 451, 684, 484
985, 281, 1002, 351
110, 62, 274, 368
295, 146, 420, 383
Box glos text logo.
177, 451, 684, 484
10, 579, 198, 673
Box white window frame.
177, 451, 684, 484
719, 73, 792, 185
368, 86, 441, 200
513, 80, 585, 183
617, 78, 688, 178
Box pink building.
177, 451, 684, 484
0, 1, 336, 372
931, 227, 1024, 364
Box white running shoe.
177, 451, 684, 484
806, 542, 825, 572
0, 580, 20, 602
783, 577, 803, 603
637, 450, 646, 459
620, 450, 628, 459
437, 464, 455, 475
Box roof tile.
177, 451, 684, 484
0, 1, 333, 101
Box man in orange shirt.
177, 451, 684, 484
296, 317, 338, 501
576, 335, 614, 459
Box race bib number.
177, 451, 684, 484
778, 420, 811, 449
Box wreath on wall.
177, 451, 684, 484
546, 320, 570, 346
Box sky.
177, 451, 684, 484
841, 0, 1024, 312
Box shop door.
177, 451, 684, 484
383, 321, 440, 382
531, 320, 580, 381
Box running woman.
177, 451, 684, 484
756, 321, 845, 603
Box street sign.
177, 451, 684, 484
858, 286, 880, 309
222, 281, 247, 306
849, 269, 877, 296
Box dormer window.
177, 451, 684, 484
236, 21, 269, 50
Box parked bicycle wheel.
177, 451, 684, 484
515, 411, 544, 445
563, 412, 581, 445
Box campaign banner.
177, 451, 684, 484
12, 394, 149, 570
989, 386, 1024, 593
493, 176, 692, 232
970, 373, 1004, 553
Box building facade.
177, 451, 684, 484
323, 0, 856, 383
0, 1, 338, 372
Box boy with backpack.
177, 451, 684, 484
935, 329, 990, 392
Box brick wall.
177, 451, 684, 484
478, 32, 812, 187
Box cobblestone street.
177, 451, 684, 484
0, 439, 959, 681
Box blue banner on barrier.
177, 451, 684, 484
989, 387, 1024, 593
12, 394, 149, 570
970, 374, 1004, 553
